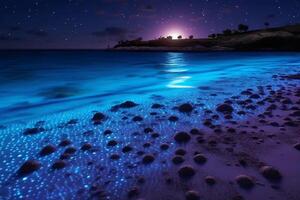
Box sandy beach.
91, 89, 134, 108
0, 69, 299, 200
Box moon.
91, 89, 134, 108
166, 29, 184, 39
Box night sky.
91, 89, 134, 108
0, 0, 299, 49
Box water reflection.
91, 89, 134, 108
164, 52, 194, 89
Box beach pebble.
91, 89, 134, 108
260, 166, 282, 181
107, 140, 118, 147
178, 165, 196, 178
160, 143, 169, 150
119, 101, 138, 108
216, 104, 234, 114
109, 153, 120, 160
168, 116, 179, 122
193, 154, 207, 164
39, 145, 56, 156
250, 94, 260, 99
185, 190, 200, 200
92, 112, 105, 122
64, 146, 77, 154
294, 143, 300, 151
17, 160, 41, 176
122, 145, 133, 153
235, 175, 255, 189
59, 139, 72, 147
103, 129, 113, 135
178, 103, 193, 113
127, 187, 139, 198
52, 160, 67, 170
60, 153, 71, 160
174, 132, 191, 143
152, 103, 164, 109
172, 156, 185, 164
81, 143, 92, 151
132, 116, 143, 122
23, 127, 44, 135
142, 154, 155, 164
144, 128, 153, 133
205, 176, 216, 185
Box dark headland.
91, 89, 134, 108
113, 24, 300, 51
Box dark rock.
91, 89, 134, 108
60, 153, 71, 160
119, 101, 138, 108
185, 190, 200, 200
111, 101, 138, 111
17, 160, 41, 176
160, 143, 169, 150
132, 116, 143, 122
122, 145, 133, 153
142, 154, 155, 164
151, 133, 160, 138
172, 156, 185, 164
241, 90, 252, 95
250, 94, 260, 99
127, 187, 139, 198
92, 112, 105, 122
205, 176, 216, 185
193, 154, 207, 164
52, 160, 67, 170
168, 116, 179, 122
103, 129, 113, 135
175, 149, 186, 156
59, 139, 72, 147
143, 142, 151, 148
235, 175, 255, 189
110, 154, 120, 160
81, 143, 92, 151
152, 103, 164, 109
39, 145, 56, 156
178, 165, 196, 178
216, 104, 234, 114
144, 128, 153, 133
64, 146, 77, 154
178, 103, 193, 113
107, 140, 118, 147
23, 127, 45, 135
174, 132, 191, 143
260, 166, 282, 181
294, 143, 300, 151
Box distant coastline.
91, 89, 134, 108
113, 24, 300, 52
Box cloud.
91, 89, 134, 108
92, 27, 128, 39
26, 29, 48, 37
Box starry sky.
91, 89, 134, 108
0, 0, 299, 49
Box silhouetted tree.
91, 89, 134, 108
177, 35, 182, 39
167, 36, 173, 40
238, 24, 249, 32
208, 34, 217, 39
189, 35, 194, 39
264, 22, 270, 28
223, 29, 232, 35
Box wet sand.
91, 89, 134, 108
1, 74, 300, 200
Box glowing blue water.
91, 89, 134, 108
0, 51, 299, 199
0, 51, 299, 124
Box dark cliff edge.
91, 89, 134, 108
113, 24, 300, 51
